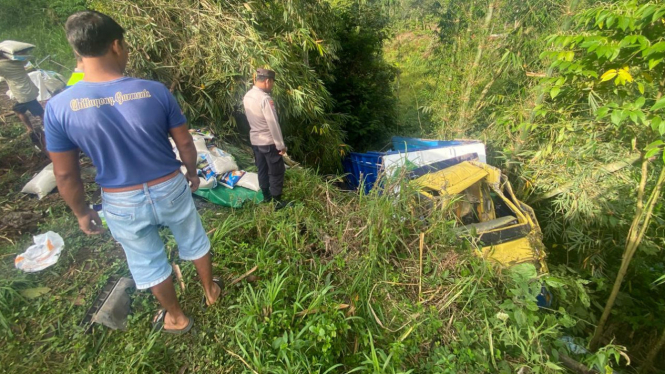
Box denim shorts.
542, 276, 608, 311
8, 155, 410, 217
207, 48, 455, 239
102, 173, 210, 290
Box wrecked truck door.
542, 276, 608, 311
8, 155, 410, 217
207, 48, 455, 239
412, 161, 548, 273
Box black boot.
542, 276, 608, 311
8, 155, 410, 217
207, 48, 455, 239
261, 188, 272, 203
272, 195, 294, 211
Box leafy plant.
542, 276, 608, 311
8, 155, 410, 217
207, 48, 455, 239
539, 0, 665, 352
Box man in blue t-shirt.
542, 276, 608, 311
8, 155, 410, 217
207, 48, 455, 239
45, 10, 222, 334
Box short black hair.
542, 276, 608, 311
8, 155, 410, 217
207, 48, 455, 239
65, 10, 125, 57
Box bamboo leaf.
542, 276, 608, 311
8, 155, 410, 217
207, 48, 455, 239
645, 148, 660, 159
20, 287, 51, 299
643, 41, 665, 58
635, 97, 645, 108
600, 69, 617, 82
652, 98, 665, 112
550, 87, 561, 99
611, 110, 623, 125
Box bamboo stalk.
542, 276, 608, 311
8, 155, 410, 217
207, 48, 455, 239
418, 232, 424, 302
509, 0, 580, 171
457, 1, 495, 130
590, 163, 665, 351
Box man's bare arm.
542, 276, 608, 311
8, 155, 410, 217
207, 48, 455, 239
51, 149, 102, 235
169, 124, 200, 192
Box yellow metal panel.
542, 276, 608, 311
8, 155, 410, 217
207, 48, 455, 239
413, 161, 488, 195
479, 237, 539, 267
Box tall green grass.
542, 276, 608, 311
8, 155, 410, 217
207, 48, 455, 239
0, 0, 82, 74
0, 162, 621, 373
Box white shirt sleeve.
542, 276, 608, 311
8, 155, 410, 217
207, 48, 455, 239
262, 97, 286, 151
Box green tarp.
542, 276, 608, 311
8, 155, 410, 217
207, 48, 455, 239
194, 185, 263, 208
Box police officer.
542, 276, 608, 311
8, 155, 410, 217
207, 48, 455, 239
243, 68, 291, 210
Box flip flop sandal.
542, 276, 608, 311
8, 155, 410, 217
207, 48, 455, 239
152, 309, 194, 335
201, 277, 224, 310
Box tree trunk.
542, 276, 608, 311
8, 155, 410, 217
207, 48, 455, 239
639, 326, 665, 373
456, 0, 495, 130
589, 163, 665, 351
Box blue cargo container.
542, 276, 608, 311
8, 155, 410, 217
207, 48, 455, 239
392, 136, 470, 152
345, 151, 394, 193
342, 137, 484, 193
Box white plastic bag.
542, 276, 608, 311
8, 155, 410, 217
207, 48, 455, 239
15, 231, 65, 272
6, 70, 66, 101
236, 172, 261, 191
21, 163, 56, 199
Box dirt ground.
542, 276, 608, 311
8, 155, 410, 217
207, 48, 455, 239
0, 82, 102, 239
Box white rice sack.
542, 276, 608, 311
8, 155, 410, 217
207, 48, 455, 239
21, 163, 56, 200
199, 176, 217, 189
0, 40, 35, 55
192, 135, 209, 153
202, 153, 237, 175
236, 172, 261, 191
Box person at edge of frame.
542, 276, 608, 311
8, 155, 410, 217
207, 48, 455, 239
44, 10, 223, 335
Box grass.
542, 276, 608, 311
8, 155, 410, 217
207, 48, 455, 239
0, 130, 599, 373
0, 0, 78, 74
0, 8, 620, 369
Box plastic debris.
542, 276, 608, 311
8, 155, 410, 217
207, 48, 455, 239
194, 185, 263, 208
199, 174, 218, 189
81, 276, 135, 332
15, 231, 65, 272
190, 128, 214, 140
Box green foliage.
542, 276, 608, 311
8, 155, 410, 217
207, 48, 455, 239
94, 0, 344, 171
0, 154, 618, 373
0, 0, 80, 73
529, 0, 665, 273
517, 0, 665, 358
325, 0, 399, 152
542, 0, 665, 152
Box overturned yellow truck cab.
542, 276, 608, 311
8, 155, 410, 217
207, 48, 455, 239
412, 161, 548, 272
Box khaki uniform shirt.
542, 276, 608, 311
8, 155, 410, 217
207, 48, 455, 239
243, 86, 286, 151
0, 60, 38, 104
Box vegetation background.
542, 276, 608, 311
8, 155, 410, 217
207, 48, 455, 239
0, 0, 664, 373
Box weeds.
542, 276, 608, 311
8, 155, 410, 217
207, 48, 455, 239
0, 156, 627, 373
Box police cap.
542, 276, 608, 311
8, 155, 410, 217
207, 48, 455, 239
256, 68, 276, 80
